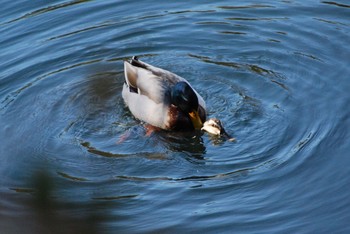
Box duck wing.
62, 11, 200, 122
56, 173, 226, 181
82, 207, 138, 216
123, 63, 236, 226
124, 57, 184, 104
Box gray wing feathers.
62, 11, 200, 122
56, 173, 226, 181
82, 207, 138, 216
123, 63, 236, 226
124, 60, 184, 104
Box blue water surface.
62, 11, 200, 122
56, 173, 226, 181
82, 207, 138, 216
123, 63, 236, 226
1, 0, 350, 233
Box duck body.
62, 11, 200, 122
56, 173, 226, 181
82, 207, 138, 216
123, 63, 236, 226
122, 56, 206, 131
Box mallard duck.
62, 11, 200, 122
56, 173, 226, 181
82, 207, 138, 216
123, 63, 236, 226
122, 56, 206, 131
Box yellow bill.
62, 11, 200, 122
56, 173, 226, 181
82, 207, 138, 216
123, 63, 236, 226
189, 110, 203, 129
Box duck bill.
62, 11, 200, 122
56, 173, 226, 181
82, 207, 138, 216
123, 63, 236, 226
189, 110, 203, 129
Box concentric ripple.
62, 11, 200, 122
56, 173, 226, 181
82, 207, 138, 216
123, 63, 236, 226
1, 0, 350, 233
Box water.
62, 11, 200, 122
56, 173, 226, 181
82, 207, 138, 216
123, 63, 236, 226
1, 0, 350, 233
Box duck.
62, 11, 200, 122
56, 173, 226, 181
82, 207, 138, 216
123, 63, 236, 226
122, 56, 206, 131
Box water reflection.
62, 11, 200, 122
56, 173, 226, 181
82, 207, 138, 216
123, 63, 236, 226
7, 169, 101, 234
160, 131, 207, 160
321, 1, 350, 8
80, 127, 207, 161
1, 0, 350, 232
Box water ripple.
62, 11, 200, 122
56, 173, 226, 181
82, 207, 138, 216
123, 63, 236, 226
322, 1, 350, 8
217, 4, 274, 10
0, 0, 90, 26
1, 0, 350, 232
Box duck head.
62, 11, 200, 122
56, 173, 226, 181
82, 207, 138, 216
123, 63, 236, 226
171, 82, 203, 129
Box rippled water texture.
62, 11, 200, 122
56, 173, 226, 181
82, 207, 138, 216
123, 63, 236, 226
1, 1, 350, 233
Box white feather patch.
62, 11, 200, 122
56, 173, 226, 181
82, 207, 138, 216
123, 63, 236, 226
122, 83, 169, 129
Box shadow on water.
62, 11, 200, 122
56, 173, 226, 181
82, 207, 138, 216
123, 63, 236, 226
80, 127, 207, 162
4, 169, 103, 234
157, 131, 207, 160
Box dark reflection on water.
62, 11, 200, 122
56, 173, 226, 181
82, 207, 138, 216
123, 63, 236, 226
322, 1, 350, 8
1, 0, 350, 233
3, 169, 103, 234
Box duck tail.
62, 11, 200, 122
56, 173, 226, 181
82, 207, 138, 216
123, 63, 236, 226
130, 56, 147, 69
